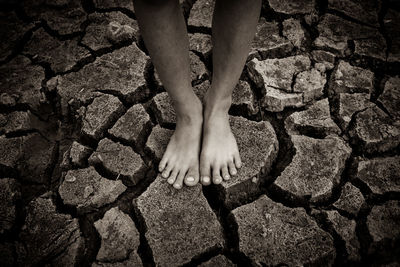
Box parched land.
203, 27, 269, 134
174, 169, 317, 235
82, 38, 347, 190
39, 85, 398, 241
0, 0, 399, 266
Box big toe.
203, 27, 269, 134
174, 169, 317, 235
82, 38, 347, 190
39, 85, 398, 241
184, 167, 199, 187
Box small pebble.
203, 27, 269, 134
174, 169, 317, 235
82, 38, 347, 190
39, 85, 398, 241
65, 175, 76, 182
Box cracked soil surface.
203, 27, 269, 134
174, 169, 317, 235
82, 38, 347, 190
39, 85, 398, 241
0, 0, 400, 266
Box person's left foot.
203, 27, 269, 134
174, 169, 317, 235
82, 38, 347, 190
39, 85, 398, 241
199, 97, 242, 185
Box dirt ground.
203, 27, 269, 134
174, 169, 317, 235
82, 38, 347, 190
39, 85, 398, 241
0, 0, 399, 266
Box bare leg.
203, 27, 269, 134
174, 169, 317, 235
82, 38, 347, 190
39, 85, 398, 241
134, 0, 202, 189
200, 0, 261, 185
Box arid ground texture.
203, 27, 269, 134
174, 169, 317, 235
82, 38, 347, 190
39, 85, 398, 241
0, 0, 400, 266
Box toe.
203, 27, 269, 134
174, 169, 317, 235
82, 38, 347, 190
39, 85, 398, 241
167, 169, 178, 184
221, 164, 230, 180
173, 171, 185, 190
161, 163, 173, 179
200, 159, 211, 186
234, 152, 242, 169
228, 161, 237, 176
201, 175, 211, 185
212, 167, 223, 184
184, 167, 199, 187
158, 157, 168, 172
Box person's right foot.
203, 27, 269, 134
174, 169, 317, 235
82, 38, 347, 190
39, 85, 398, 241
158, 97, 203, 189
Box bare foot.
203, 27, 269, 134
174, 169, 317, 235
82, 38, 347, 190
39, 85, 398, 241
200, 97, 242, 185
158, 98, 202, 189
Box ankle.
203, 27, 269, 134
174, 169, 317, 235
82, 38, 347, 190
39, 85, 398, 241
174, 96, 203, 124
204, 91, 231, 119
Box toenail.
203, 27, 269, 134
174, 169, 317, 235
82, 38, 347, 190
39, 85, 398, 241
167, 178, 174, 184
173, 184, 182, 189
186, 177, 195, 182
224, 175, 230, 180
202, 176, 210, 183
162, 173, 168, 178
215, 177, 222, 183
231, 170, 237, 175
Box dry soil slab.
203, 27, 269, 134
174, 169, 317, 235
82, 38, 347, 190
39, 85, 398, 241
232, 195, 336, 266
134, 177, 224, 267
274, 135, 351, 203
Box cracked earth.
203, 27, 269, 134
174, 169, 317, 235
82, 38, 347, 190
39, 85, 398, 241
1, 0, 400, 266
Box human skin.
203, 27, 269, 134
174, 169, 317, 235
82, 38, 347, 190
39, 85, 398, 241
134, 0, 261, 188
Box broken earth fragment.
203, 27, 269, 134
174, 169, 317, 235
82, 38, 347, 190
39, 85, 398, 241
109, 104, 152, 146
248, 55, 326, 111
274, 135, 351, 202
333, 182, 365, 216
94, 207, 142, 266
0, 136, 23, 171
325, 210, 360, 261
251, 18, 293, 59
145, 125, 174, 160
24, 0, 86, 35
19, 133, 55, 185
59, 166, 126, 212
311, 50, 336, 70
314, 14, 383, 56
69, 141, 92, 167
354, 35, 386, 61
354, 156, 400, 195
82, 12, 139, 51
23, 28, 90, 73
282, 18, 306, 49
134, 177, 224, 267
231, 80, 259, 115
189, 33, 212, 55
17, 197, 84, 266
293, 68, 326, 103
268, 0, 315, 14
198, 255, 236, 267
378, 76, 400, 120
88, 138, 146, 184
188, 0, 215, 28
150, 92, 176, 125
248, 55, 311, 92
330, 61, 374, 95
349, 106, 400, 154
0, 56, 45, 113
56, 44, 149, 116
328, 0, 379, 27
367, 201, 400, 254
0, 133, 55, 187
82, 93, 124, 140
232, 195, 335, 266
336, 93, 374, 130
285, 99, 340, 136
261, 88, 304, 112
0, 111, 34, 135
